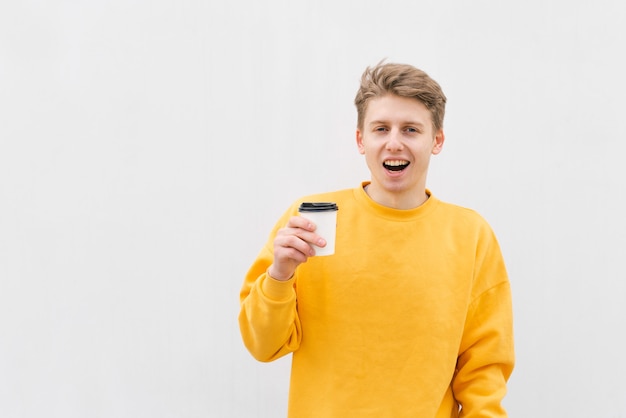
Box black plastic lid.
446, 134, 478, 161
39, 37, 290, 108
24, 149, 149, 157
298, 202, 338, 212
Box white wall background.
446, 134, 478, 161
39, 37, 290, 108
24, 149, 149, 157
1, 1, 625, 417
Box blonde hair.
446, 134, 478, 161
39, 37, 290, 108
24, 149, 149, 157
354, 61, 447, 132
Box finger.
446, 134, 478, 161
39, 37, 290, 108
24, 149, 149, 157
275, 234, 315, 258
287, 215, 317, 231
283, 228, 325, 250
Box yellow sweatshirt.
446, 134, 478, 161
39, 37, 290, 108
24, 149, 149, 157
239, 184, 514, 417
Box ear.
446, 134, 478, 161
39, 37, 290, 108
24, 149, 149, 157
356, 129, 365, 154
431, 129, 445, 155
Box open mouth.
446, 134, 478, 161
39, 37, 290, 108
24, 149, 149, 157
383, 159, 410, 172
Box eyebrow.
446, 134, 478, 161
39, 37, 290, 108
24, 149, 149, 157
368, 120, 426, 127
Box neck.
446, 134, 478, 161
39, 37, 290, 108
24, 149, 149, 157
363, 184, 429, 210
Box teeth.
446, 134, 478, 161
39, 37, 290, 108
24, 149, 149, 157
384, 160, 409, 166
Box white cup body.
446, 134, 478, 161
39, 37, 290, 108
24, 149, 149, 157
298, 209, 337, 256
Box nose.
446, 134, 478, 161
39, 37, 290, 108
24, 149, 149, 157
385, 130, 404, 151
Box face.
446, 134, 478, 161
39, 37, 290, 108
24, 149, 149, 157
356, 94, 444, 209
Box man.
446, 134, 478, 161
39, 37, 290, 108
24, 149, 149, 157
239, 61, 515, 417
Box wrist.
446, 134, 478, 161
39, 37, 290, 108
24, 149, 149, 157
268, 265, 293, 282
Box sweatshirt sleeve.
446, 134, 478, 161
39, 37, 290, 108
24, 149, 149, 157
238, 215, 303, 362
452, 224, 515, 417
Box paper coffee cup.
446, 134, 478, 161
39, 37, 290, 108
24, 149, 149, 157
298, 202, 338, 256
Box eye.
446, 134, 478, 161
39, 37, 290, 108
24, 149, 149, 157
405, 127, 419, 133
374, 126, 388, 133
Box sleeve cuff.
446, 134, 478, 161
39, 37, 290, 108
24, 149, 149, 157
261, 272, 296, 302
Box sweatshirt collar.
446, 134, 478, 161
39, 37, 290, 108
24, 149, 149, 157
354, 181, 439, 221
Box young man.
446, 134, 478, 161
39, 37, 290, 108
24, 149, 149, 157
239, 62, 515, 417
